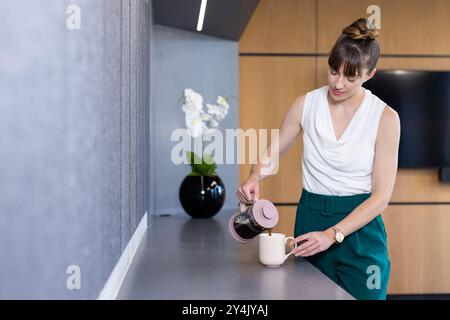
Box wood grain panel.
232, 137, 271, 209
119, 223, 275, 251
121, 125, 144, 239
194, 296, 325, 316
272, 206, 297, 236
239, 57, 316, 203
317, 0, 450, 55
391, 170, 450, 202
383, 205, 450, 294
239, 0, 316, 53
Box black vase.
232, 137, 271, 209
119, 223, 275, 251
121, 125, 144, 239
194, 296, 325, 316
179, 175, 226, 218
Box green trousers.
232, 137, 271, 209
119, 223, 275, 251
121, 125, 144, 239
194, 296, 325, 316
294, 188, 390, 300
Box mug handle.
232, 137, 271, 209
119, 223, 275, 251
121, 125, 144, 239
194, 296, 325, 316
284, 236, 298, 260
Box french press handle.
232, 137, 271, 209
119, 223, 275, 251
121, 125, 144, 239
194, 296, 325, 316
239, 200, 255, 213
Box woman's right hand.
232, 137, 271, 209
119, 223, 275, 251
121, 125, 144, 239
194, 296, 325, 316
237, 175, 260, 204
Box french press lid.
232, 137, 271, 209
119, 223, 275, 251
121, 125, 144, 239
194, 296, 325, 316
242, 200, 278, 229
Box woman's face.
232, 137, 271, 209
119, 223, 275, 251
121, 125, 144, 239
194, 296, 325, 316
327, 65, 376, 102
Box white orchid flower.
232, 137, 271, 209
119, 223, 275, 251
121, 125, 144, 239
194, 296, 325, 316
182, 89, 230, 139
206, 103, 227, 121
217, 96, 229, 111
182, 103, 203, 117
185, 114, 204, 138
200, 113, 213, 122
183, 88, 203, 106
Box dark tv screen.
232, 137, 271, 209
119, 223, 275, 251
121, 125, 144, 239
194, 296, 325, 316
363, 70, 450, 168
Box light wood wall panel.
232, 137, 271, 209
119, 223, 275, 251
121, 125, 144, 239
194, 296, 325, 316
239, 57, 316, 203
383, 205, 450, 294
239, 0, 316, 53
317, 0, 450, 55
272, 206, 297, 236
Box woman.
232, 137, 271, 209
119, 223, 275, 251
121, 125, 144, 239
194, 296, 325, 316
237, 18, 401, 300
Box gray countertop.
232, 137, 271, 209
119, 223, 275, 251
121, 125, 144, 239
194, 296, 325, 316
117, 210, 354, 300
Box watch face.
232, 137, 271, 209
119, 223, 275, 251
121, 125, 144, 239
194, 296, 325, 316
336, 232, 344, 243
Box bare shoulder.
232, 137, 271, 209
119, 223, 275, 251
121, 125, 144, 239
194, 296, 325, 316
377, 105, 401, 141
380, 105, 400, 129
295, 94, 307, 110
289, 94, 307, 130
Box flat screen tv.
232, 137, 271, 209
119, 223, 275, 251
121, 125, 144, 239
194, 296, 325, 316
363, 69, 450, 170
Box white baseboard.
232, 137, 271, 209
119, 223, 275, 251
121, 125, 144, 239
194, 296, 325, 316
97, 212, 148, 300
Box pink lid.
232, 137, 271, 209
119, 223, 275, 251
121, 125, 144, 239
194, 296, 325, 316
251, 200, 278, 228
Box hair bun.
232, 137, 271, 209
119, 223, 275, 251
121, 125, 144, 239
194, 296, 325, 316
342, 18, 379, 41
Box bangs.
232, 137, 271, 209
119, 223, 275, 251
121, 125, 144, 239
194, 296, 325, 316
328, 45, 363, 77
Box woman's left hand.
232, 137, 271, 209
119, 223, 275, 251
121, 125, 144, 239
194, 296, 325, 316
290, 230, 335, 257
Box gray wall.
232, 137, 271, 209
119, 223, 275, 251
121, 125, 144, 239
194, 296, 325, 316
150, 25, 239, 216
0, 0, 150, 299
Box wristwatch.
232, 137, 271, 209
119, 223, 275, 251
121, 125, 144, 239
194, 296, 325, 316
332, 227, 345, 244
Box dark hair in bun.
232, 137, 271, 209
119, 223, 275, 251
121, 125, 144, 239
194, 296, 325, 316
342, 18, 379, 41
328, 18, 380, 77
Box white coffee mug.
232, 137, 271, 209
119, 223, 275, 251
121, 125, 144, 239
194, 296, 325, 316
259, 233, 298, 267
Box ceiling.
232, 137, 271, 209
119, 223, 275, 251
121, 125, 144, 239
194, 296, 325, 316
152, 0, 260, 41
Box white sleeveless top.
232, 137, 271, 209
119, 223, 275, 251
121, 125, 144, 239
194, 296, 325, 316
301, 85, 387, 196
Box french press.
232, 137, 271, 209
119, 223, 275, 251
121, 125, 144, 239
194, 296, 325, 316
228, 199, 279, 243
